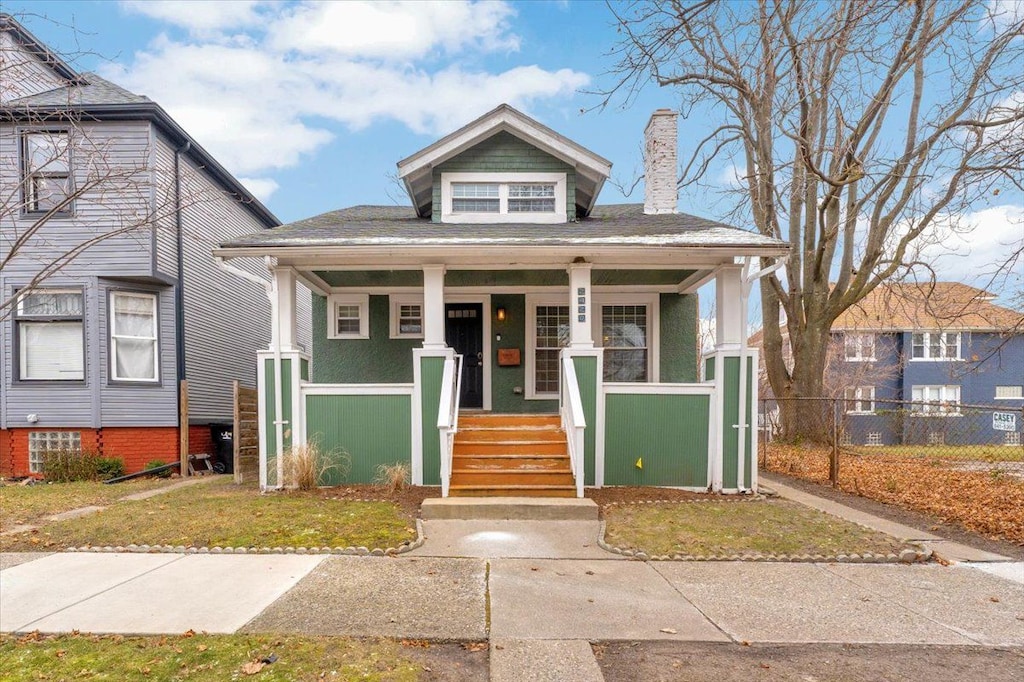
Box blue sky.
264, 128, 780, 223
7, 0, 1022, 308
7, 0, 675, 224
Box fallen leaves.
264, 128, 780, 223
240, 659, 265, 675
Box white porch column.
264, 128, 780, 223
272, 266, 299, 351
422, 264, 447, 349
567, 262, 594, 348
715, 264, 743, 350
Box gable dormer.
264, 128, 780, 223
0, 14, 81, 103
397, 104, 611, 224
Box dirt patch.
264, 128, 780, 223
761, 471, 1024, 560
587, 487, 734, 517
763, 443, 1024, 545
593, 641, 1024, 682
400, 641, 488, 681
314, 484, 441, 517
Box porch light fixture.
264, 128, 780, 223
496, 306, 507, 322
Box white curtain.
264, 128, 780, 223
113, 294, 157, 380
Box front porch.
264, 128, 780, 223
253, 258, 760, 497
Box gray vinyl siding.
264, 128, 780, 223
0, 31, 66, 102
154, 135, 310, 423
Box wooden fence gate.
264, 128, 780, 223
233, 380, 259, 484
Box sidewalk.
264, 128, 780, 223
2, 482, 1022, 681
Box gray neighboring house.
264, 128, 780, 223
0, 14, 310, 476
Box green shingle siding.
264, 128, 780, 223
431, 131, 577, 221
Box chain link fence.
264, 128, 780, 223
760, 396, 1024, 543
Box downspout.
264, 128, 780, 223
214, 256, 284, 490
737, 256, 786, 493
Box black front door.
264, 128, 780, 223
445, 303, 484, 409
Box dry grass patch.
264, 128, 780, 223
0, 478, 176, 533
764, 444, 1024, 544
603, 498, 913, 557
0, 632, 483, 682
0, 477, 416, 552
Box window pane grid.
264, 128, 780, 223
452, 198, 500, 213
25, 132, 70, 213
602, 305, 648, 382
535, 305, 569, 394
398, 304, 422, 335
452, 183, 499, 198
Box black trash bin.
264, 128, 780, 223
209, 423, 234, 474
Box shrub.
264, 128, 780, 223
42, 449, 124, 482
144, 459, 172, 478
284, 442, 347, 491
375, 462, 410, 494
95, 457, 125, 481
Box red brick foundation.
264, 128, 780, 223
0, 426, 185, 478
188, 425, 213, 456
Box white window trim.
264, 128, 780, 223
994, 385, 1024, 400
910, 331, 961, 361
440, 172, 567, 224
844, 333, 875, 362
525, 292, 661, 399
327, 293, 369, 339
525, 293, 570, 400
593, 293, 660, 384
910, 384, 961, 415
844, 386, 876, 414
109, 290, 159, 383
389, 294, 424, 339
17, 287, 85, 381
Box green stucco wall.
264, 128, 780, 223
419, 356, 444, 486
432, 131, 577, 221
604, 393, 710, 487
305, 394, 412, 484
660, 293, 699, 382
492, 293, 559, 414
312, 295, 417, 384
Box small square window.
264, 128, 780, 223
995, 386, 1023, 399
1005, 432, 1021, 447
28, 431, 81, 474
326, 294, 369, 339
389, 295, 424, 339
927, 432, 945, 445
866, 432, 882, 446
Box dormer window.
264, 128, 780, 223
441, 173, 566, 224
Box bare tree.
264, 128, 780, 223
602, 0, 1024, 439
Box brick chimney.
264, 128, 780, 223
644, 109, 678, 215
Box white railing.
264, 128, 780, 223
436, 353, 463, 497
559, 354, 586, 498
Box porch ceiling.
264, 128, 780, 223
309, 268, 700, 289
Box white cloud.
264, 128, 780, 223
271, 1, 520, 59
103, 1, 588, 178
121, 0, 268, 33
237, 177, 280, 202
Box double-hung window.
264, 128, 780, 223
844, 333, 875, 361
911, 332, 960, 360
16, 289, 84, 381
389, 295, 423, 338
531, 304, 570, 396
602, 304, 649, 382
843, 386, 875, 414
911, 385, 961, 414
110, 291, 159, 382
23, 130, 71, 214
326, 293, 369, 339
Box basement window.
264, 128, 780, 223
29, 431, 81, 474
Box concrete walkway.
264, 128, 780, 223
2, 482, 1022, 680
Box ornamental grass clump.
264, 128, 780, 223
374, 462, 410, 494
284, 442, 347, 491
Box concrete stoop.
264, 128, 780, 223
421, 497, 598, 521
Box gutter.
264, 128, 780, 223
736, 256, 786, 493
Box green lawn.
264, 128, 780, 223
0, 478, 417, 551
0, 478, 176, 533
603, 499, 914, 557
0, 633, 436, 682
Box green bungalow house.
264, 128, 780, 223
215, 105, 788, 496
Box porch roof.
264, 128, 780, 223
218, 204, 789, 254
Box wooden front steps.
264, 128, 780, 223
450, 414, 576, 498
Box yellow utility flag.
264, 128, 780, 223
635, 457, 643, 469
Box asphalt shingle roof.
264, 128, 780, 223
7, 73, 151, 106
221, 203, 787, 250
832, 282, 1024, 331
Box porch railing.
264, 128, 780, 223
436, 353, 464, 497
559, 354, 586, 498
